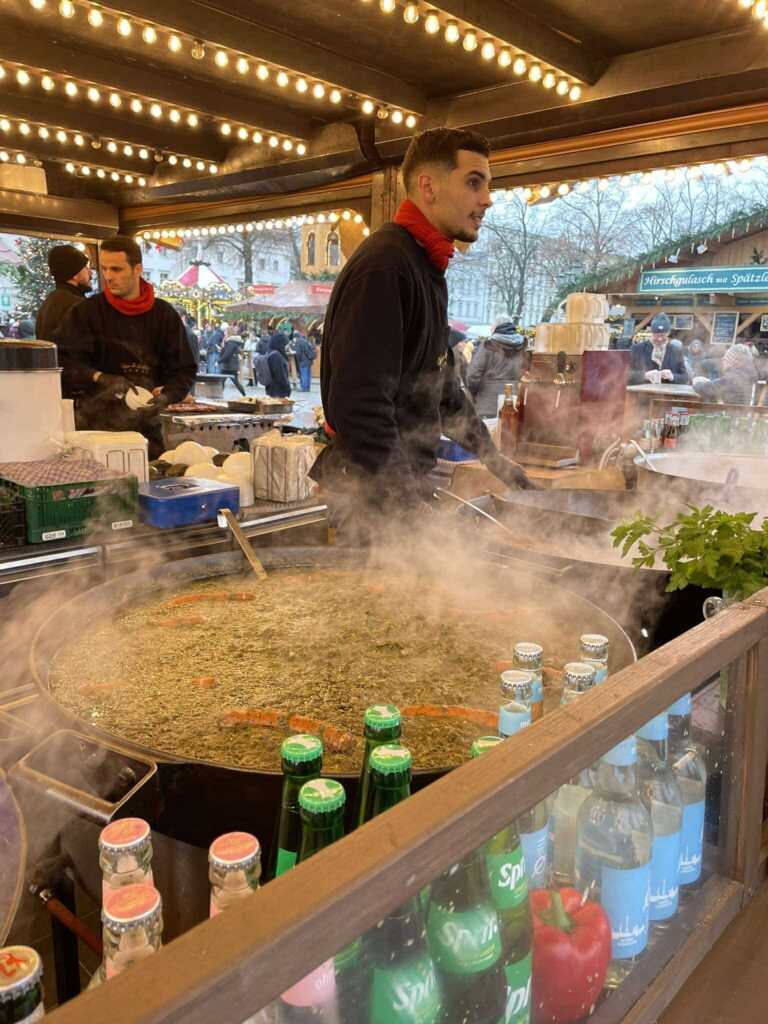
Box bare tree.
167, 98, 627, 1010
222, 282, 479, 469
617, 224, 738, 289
178, 228, 299, 287
479, 194, 545, 319
550, 183, 632, 274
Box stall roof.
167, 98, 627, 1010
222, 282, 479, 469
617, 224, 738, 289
1, 1, 768, 232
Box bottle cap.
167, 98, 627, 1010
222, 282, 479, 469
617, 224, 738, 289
471, 736, 504, 758
299, 778, 346, 814
281, 734, 323, 765
500, 669, 533, 699
99, 817, 151, 853
370, 744, 412, 775
102, 884, 162, 930
579, 634, 610, 659
364, 704, 402, 732
209, 831, 261, 869
0, 946, 42, 999
562, 661, 597, 691
513, 642, 543, 667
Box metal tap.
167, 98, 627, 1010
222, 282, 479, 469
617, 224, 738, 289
552, 373, 574, 387
520, 371, 540, 384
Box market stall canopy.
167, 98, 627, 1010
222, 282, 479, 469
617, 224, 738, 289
229, 280, 333, 315
174, 261, 232, 291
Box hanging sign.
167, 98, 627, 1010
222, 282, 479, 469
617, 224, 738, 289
711, 312, 739, 345
639, 265, 768, 294
249, 284, 277, 295
309, 283, 334, 296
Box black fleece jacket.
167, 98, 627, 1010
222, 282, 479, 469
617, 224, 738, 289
312, 223, 499, 506
35, 282, 87, 342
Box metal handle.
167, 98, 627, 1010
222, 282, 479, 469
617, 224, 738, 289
218, 507, 268, 580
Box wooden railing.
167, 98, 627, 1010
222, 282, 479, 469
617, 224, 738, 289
46, 591, 768, 1024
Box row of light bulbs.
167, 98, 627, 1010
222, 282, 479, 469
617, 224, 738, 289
28, 0, 419, 128
0, 113, 218, 173
1, 60, 302, 154
496, 157, 761, 206
361, 0, 583, 101
219, 124, 307, 155
138, 210, 371, 242
64, 162, 147, 185
737, 0, 768, 27
0, 149, 39, 166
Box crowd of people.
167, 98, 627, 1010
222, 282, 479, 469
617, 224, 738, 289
195, 320, 318, 398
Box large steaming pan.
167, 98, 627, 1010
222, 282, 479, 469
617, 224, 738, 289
634, 453, 768, 507
24, 547, 635, 851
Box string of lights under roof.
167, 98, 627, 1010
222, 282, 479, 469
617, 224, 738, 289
0, 60, 305, 155
63, 161, 147, 185
0, 148, 40, 166
736, 0, 768, 27
27, 0, 420, 128
359, 0, 583, 101
137, 210, 370, 242
0, 112, 218, 174
495, 156, 763, 206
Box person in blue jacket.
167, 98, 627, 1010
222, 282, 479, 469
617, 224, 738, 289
628, 313, 687, 384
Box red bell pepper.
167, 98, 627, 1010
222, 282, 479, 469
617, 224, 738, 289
530, 887, 612, 1024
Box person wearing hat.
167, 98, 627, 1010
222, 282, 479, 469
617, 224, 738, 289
35, 244, 91, 341
627, 312, 687, 385
467, 317, 528, 416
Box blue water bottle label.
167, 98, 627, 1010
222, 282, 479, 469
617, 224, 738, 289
520, 826, 548, 890
638, 714, 668, 742
531, 672, 544, 706
601, 864, 650, 959
499, 704, 531, 737
602, 736, 637, 767
668, 693, 692, 716
585, 661, 608, 685
679, 800, 705, 884
649, 832, 681, 920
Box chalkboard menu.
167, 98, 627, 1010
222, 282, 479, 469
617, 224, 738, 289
711, 312, 739, 345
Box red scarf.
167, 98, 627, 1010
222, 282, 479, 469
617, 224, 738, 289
104, 278, 155, 316
393, 199, 455, 272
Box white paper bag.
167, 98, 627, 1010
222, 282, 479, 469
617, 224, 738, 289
251, 430, 318, 503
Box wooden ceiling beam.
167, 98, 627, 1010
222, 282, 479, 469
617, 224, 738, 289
0, 26, 314, 138
112, 0, 426, 114
0, 185, 118, 237
437, 0, 606, 84
0, 93, 225, 162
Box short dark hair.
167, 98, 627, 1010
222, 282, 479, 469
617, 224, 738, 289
401, 127, 491, 193
100, 235, 143, 267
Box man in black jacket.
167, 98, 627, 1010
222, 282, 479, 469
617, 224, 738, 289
53, 235, 196, 457
628, 313, 687, 384
35, 244, 91, 340
311, 127, 537, 539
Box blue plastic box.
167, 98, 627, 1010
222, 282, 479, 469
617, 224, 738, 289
139, 478, 240, 528
436, 436, 477, 462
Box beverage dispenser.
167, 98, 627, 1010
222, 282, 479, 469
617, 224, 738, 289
0, 341, 64, 462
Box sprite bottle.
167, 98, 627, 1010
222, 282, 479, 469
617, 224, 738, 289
365, 744, 442, 1024
0, 945, 45, 1022
278, 779, 346, 1024
268, 734, 324, 880
668, 694, 708, 892
512, 643, 544, 722
353, 705, 402, 830
471, 737, 532, 1024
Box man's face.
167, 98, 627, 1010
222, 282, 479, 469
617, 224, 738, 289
100, 249, 142, 299
74, 263, 92, 289
651, 331, 669, 347
419, 149, 493, 243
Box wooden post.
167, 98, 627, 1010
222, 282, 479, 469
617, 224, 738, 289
370, 165, 401, 230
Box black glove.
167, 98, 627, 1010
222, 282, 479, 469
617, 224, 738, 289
143, 392, 171, 414
484, 451, 543, 491
96, 374, 138, 398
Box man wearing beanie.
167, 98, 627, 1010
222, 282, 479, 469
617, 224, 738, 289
35, 244, 91, 340
53, 235, 196, 457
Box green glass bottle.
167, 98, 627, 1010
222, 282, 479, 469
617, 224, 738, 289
352, 704, 402, 829
368, 744, 412, 819
472, 737, 533, 1024
0, 946, 45, 1022
268, 734, 323, 880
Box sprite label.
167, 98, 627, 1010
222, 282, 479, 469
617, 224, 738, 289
275, 847, 297, 876
504, 952, 532, 1024
486, 847, 528, 911
370, 958, 441, 1024
427, 902, 501, 975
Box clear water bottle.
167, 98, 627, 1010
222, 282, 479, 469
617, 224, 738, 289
512, 642, 544, 722
636, 713, 683, 929
668, 693, 708, 892
91, 883, 163, 986
575, 736, 652, 988
499, 670, 533, 737
579, 634, 610, 685
98, 818, 153, 899
209, 832, 261, 916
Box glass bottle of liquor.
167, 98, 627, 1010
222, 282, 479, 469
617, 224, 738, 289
268, 734, 323, 880
352, 705, 402, 830
575, 736, 653, 988
92, 883, 164, 986
365, 744, 442, 1024
471, 737, 533, 1024
499, 382, 519, 457
0, 945, 45, 1022
98, 817, 153, 899
499, 670, 533, 737
578, 634, 610, 685
278, 780, 346, 1024
512, 643, 544, 721
636, 713, 683, 928
668, 693, 708, 891
426, 849, 508, 1023
209, 832, 261, 917
549, 668, 598, 887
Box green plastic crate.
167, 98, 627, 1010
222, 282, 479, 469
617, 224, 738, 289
1, 474, 139, 544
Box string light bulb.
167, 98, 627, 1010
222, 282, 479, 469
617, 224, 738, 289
59, 0, 74, 17
539, 184, 551, 198
237, 126, 248, 139
380, 0, 396, 12
19, 123, 30, 135
543, 71, 556, 89
405, 114, 416, 127
41, 75, 54, 90
123, 144, 134, 156
282, 139, 293, 151
257, 64, 269, 80
391, 109, 404, 124
220, 123, 232, 135
215, 50, 229, 68
130, 98, 143, 113
444, 20, 460, 43
142, 25, 157, 44
403, 2, 419, 22
252, 130, 262, 143
463, 30, 478, 51
187, 113, 198, 126
557, 183, 570, 195
56, 129, 66, 142
329, 88, 342, 104
168, 34, 182, 52
569, 84, 582, 101
498, 48, 512, 67
424, 10, 441, 34
87, 87, 100, 102
150, 103, 162, 118
236, 57, 249, 74
109, 92, 121, 107
88, 5, 103, 25
74, 134, 84, 145
276, 71, 289, 87
362, 99, 375, 114
296, 143, 306, 155
296, 77, 308, 93
528, 63, 542, 82
480, 39, 496, 60
191, 40, 205, 60
117, 17, 132, 36
556, 78, 569, 96
169, 108, 181, 122
30, 0, 46, 8
139, 147, 149, 159
312, 83, 325, 99
64, 81, 78, 96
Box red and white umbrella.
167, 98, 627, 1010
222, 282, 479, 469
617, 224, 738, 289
174, 262, 232, 290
